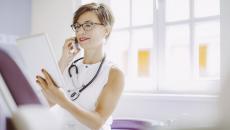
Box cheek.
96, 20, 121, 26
90, 32, 105, 42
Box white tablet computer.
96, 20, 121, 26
16, 33, 65, 90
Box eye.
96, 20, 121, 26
75, 24, 81, 29
84, 23, 92, 28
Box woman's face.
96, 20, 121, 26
76, 11, 107, 49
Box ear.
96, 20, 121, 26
104, 25, 111, 37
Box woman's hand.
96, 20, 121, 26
36, 69, 68, 106
59, 37, 80, 73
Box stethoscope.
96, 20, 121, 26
67, 56, 106, 101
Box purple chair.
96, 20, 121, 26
0, 49, 41, 106
111, 119, 155, 130
0, 48, 42, 130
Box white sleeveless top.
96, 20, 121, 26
57, 55, 113, 130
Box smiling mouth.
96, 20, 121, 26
79, 37, 90, 42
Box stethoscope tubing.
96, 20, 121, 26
67, 56, 106, 100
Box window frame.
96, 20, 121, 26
80, 0, 220, 95
158, 0, 220, 94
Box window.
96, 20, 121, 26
107, 0, 156, 92
159, 0, 220, 94
79, 0, 220, 94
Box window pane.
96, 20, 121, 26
132, 28, 153, 49
166, 25, 190, 46
165, 0, 189, 22
126, 28, 155, 91
132, 0, 153, 26
165, 25, 191, 80
132, 28, 153, 77
110, 0, 130, 28
107, 31, 130, 74
126, 50, 155, 92
194, 0, 220, 18
165, 47, 191, 80
195, 21, 220, 79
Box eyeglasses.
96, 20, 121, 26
71, 22, 104, 32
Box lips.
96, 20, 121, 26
79, 37, 90, 42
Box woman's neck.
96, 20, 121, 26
83, 48, 104, 64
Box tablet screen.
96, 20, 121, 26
16, 33, 65, 90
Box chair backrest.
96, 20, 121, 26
0, 49, 41, 106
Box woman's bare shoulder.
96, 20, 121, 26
109, 65, 124, 79
106, 65, 125, 90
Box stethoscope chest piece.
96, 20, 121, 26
67, 84, 86, 101
70, 91, 80, 101
67, 88, 80, 101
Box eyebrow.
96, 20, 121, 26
77, 20, 92, 24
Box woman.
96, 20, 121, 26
36, 2, 124, 130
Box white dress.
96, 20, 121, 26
54, 54, 113, 130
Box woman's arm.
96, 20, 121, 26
59, 66, 124, 130
36, 67, 124, 130
41, 89, 56, 107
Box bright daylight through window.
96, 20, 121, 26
81, 0, 220, 94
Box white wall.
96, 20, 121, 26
0, 0, 31, 44
219, 0, 230, 128
113, 94, 218, 127
0, 0, 31, 36
220, 0, 230, 74
31, 0, 75, 59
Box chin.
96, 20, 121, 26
79, 41, 88, 46
79, 42, 91, 49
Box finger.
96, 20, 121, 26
42, 69, 58, 87
65, 37, 75, 42
68, 42, 74, 49
65, 43, 74, 52
65, 37, 75, 47
74, 47, 80, 53
36, 76, 47, 85
36, 80, 43, 89
36, 76, 48, 89
67, 37, 76, 41
66, 41, 75, 54
41, 69, 52, 85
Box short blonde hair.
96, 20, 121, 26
73, 3, 115, 38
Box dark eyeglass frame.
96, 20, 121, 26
71, 22, 104, 32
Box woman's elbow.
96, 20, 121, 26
91, 118, 106, 130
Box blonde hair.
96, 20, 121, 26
73, 3, 115, 39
